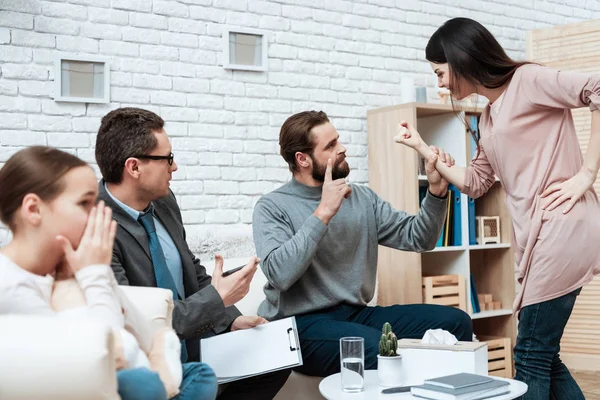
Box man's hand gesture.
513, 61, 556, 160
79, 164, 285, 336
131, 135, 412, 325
314, 159, 352, 225
211, 255, 259, 307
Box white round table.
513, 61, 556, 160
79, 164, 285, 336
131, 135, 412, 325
319, 370, 527, 400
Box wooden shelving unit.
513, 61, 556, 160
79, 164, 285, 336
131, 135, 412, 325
367, 102, 517, 353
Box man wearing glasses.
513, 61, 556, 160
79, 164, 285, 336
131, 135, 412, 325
95, 107, 290, 399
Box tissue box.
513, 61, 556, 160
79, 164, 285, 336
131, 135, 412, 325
396, 339, 488, 385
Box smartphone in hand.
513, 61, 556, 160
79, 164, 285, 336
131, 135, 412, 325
222, 264, 245, 277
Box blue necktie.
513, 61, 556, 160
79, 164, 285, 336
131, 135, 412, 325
138, 209, 188, 363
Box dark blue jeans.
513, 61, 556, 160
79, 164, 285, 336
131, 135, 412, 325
514, 287, 584, 400
294, 303, 473, 377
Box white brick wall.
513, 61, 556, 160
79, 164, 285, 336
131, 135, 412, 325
0, 0, 598, 253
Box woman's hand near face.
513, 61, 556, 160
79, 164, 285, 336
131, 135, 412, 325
56, 201, 117, 273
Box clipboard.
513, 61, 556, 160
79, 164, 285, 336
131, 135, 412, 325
200, 316, 303, 384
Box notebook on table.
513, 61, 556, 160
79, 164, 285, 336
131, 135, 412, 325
411, 373, 510, 400
426, 372, 493, 389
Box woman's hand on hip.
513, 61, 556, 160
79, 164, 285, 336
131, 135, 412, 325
541, 167, 596, 214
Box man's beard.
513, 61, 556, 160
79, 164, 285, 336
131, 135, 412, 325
311, 155, 350, 182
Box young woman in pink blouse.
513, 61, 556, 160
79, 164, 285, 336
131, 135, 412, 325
397, 17, 600, 399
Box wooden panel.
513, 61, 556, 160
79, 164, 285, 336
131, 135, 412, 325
470, 247, 515, 313
474, 183, 513, 245
473, 315, 517, 348
563, 353, 600, 372
367, 102, 483, 118
528, 19, 600, 372
562, 277, 600, 358
367, 106, 421, 305
527, 20, 600, 195
488, 349, 505, 360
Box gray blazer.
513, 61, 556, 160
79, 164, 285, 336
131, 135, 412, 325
98, 181, 241, 361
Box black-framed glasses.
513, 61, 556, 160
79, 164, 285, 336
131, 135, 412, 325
134, 152, 174, 166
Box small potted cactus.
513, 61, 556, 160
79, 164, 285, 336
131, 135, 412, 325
377, 322, 404, 387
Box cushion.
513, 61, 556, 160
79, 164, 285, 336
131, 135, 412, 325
0, 314, 119, 400
52, 278, 182, 398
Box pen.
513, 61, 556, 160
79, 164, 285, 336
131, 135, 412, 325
381, 386, 411, 394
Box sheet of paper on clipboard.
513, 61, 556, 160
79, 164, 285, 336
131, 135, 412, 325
200, 316, 302, 384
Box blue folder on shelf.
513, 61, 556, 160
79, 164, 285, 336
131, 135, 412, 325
450, 185, 461, 246
470, 273, 481, 313
468, 197, 476, 245
436, 227, 444, 248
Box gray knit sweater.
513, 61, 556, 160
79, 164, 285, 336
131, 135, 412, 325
252, 178, 447, 320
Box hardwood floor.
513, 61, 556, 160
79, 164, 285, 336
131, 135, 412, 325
573, 370, 600, 399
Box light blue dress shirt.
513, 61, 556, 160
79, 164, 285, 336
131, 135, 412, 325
105, 184, 185, 299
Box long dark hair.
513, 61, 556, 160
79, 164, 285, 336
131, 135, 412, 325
426, 18, 534, 149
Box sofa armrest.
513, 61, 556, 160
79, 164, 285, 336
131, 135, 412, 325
120, 286, 174, 335
0, 315, 118, 400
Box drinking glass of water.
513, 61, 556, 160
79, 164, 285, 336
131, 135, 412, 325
339, 337, 364, 393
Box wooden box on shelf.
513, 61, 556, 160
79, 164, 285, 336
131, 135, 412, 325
477, 294, 502, 311
479, 336, 513, 378
475, 216, 501, 245
422, 274, 467, 312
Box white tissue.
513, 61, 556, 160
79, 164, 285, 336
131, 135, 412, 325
420, 329, 458, 345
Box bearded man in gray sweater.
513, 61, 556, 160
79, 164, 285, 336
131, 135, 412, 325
252, 110, 472, 377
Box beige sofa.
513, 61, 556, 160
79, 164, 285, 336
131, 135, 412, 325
0, 286, 175, 400
0, 263, 324, 400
